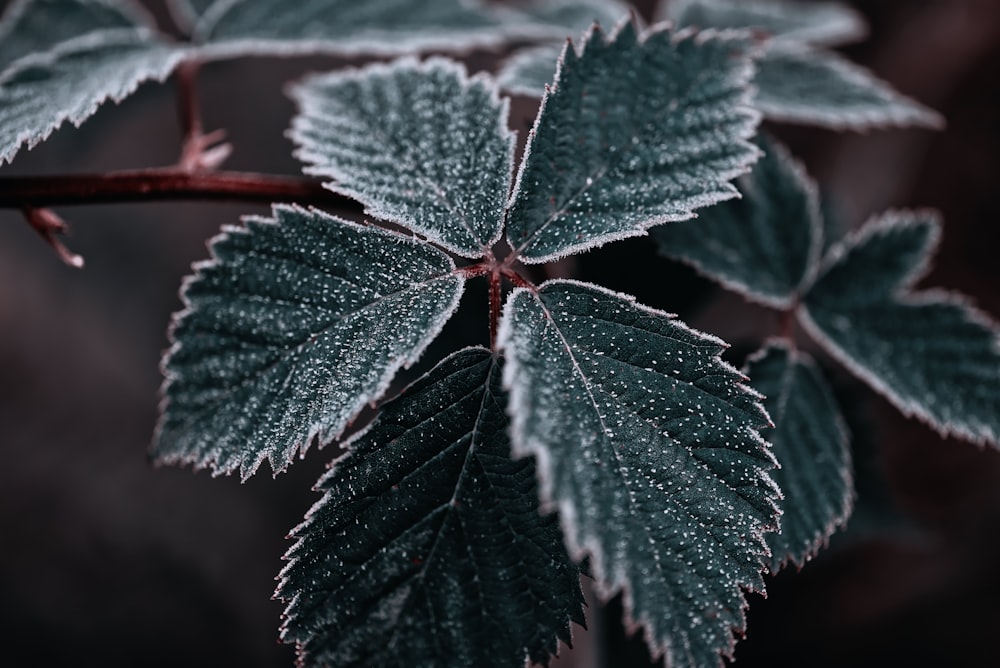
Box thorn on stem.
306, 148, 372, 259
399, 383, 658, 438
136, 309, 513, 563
22, 206, 85, 268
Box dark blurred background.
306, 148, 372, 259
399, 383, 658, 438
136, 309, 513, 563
1, 1, 998, 666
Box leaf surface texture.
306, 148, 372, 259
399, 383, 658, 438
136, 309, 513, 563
499, 280, 779, 666
506, 22, 761, 263
155, 205, 464, 478
277, 347, 584, 668
290, 58, 513, 257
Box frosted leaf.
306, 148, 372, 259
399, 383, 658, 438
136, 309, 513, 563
753, 43, 944, 130
653, 137, 822, 308
669, 0, 867, 47
494, 0, 632, 37
277, 348, 584, 668
498, 280, 779, 667
154, 205, 464, 479
0, 0, 153, 72
745, 341, 852, 570
0, 28, 186, 165
185, 0, 620, 60
800, 211, 1000, 447
506, 21, 762, 264
289, 58, 513, 258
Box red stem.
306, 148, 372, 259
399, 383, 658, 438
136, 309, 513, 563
0, 170, 361, 211
489, 268, 502, 350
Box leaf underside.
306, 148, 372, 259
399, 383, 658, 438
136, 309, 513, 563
506, 21, 762, 263
801, 211, 1000, 447
278, 347, 584, 668
499, 280, 779, 667
669, 0, 867, 47
745, 341, 852, 570
653, 137, 821, 308
154, 205, 464, 479
753, 44, 944, 130
290, 58, 513, 258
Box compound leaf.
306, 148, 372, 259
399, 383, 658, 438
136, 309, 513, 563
290, 58, 513, 258
498, 280, 779, 667
800, 211, 1000, 447
669, 0, 866, 47
753, 43, 944, 130
745, 341, 852, 570
653, 137, 822, 308
155, 205, 464, 479
277, 347, 584, 668
506, 21, 761, 263
0, 0, 153, 72
0, 28, 185, 164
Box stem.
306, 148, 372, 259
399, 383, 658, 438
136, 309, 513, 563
175, 59, 231, 171
0, 170, 362, 212
489, 268, 502, 350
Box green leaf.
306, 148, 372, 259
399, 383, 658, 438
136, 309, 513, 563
800, 211, 1000, 447
669, 0, 867, 47
753, 43, 944, 130
0, 28, 185, 165
653, 137, 822, 308
494, 0, 632, 36
0, 0, 152, 72
289, 58, 513, 258
154, 205, 464, 479
277, 347, 584, 668
498, 280, 779, 667
745, 341, 852, 571
506, 21, 762, 264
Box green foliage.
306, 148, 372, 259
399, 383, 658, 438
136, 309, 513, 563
745, 342, 852, 570
499, 280, 779, 666
3, 1, 997, 667
277, 348, 584, 667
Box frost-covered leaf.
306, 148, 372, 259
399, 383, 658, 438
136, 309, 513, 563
506, 21, 761, 263
498, 280, 779, 667
653, 137, 822, 308
290, 58, 513, 258
754, 43, 944, 130
800, 211, 1000, 447
154, 205, 464, 479
496, 43, 564, 96
0, 28, 185, 165
277, 347, 584, 668
745, 341, 852, 570
669, 0, 866, 47
494, 0, 632, 36
0, 0, 152, 72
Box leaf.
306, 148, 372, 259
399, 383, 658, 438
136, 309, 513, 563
494, 0, 632, 36
277, 347, 585, 668
0, 0, 153, 72
744, 341, 852, 570
185, 0, 614, 60
506, 21, 762, 264
800, 211, 1000, 447
0, 28, 186, 165
753, 43, 944, 130
668, 0, 867, 47
154, 205, 464, 479
496, 43, 564, 96
289, 58, 513, 258
652, 137, 822, 308
498, 280, 779, 667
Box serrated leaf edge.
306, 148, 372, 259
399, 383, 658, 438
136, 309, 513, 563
745, 339, 854, 571
507, 19, 764, 264
288, 55, 513, 259
498, 277, 779, 665
153, 203, 465, 479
